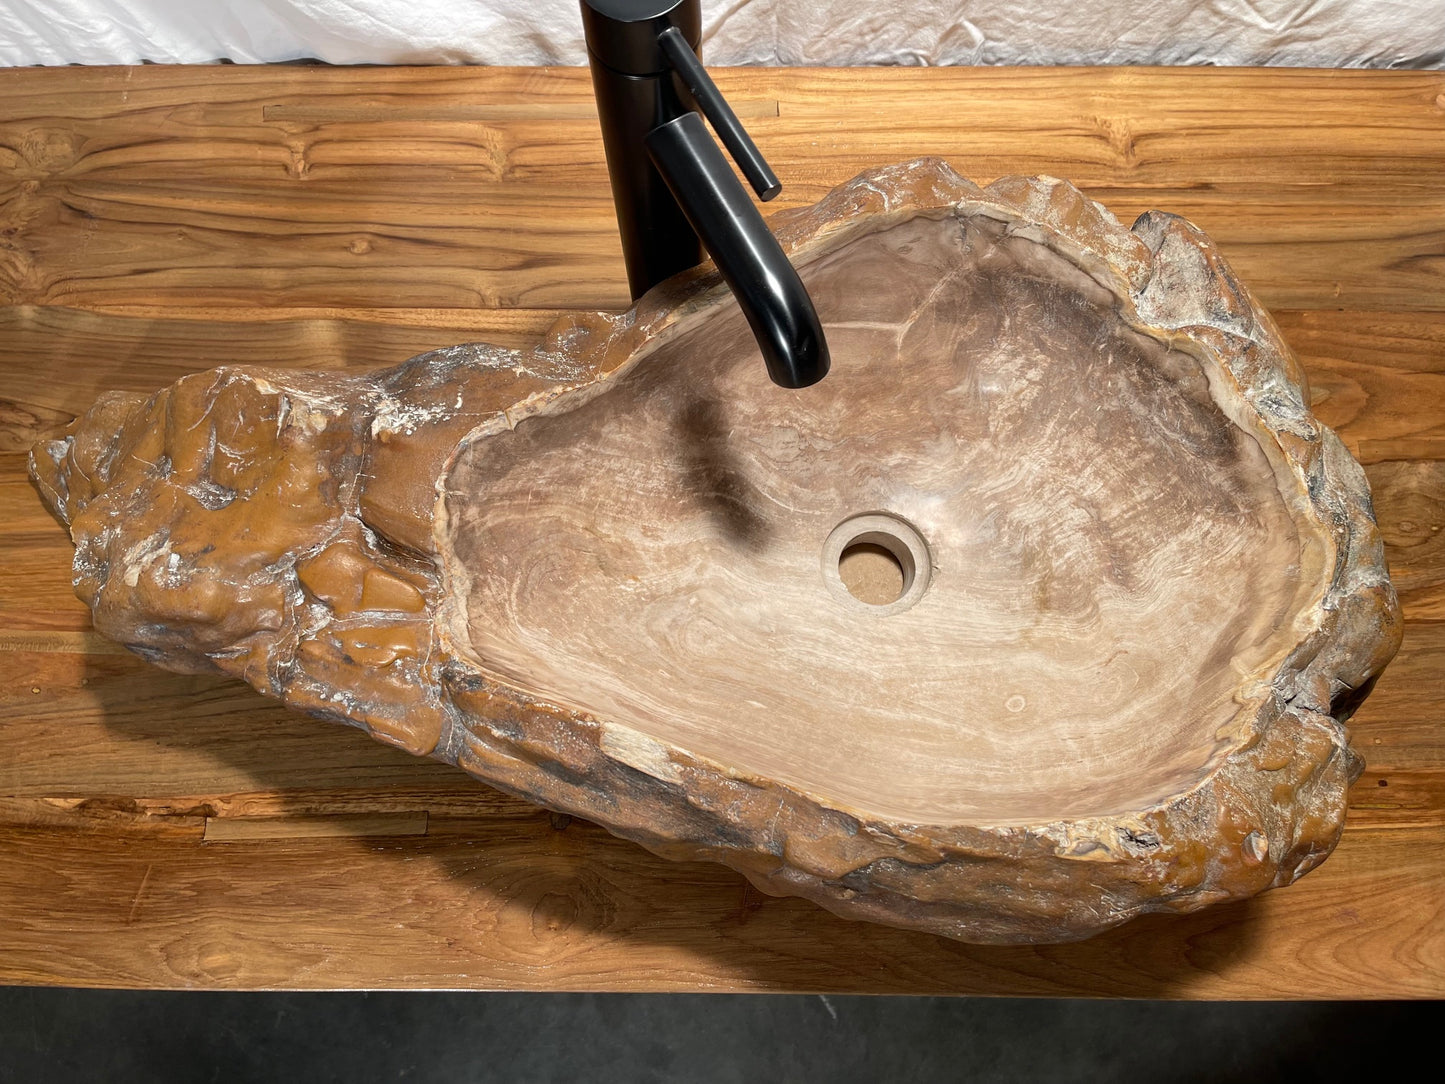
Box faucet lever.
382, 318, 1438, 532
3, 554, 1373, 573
656, 26, 781, 202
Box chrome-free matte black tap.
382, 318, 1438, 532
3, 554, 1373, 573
581, 0, 830, 388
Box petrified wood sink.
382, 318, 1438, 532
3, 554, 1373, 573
30, 159, 1401, 944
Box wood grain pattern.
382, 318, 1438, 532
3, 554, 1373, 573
1289, 312, 1445, 467
201, 813, 429, 841
0, 818, 1439, 997
1, 64, 1442, 993
2, 67, 1443, 312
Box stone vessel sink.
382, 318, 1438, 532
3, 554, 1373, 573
31, 159, 1401, 943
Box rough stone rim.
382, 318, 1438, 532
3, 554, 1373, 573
31, 157, 1404, 944
431, 158, 1402, 942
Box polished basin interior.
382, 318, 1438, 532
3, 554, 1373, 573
445, 212, 1329, 827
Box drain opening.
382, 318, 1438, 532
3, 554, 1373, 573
839, 539, 910, 605
821, 513, 932, 615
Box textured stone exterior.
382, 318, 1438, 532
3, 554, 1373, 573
31, 159, 1401, 943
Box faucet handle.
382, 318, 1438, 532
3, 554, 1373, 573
656, 26, 782, 202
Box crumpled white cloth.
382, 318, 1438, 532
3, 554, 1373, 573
1, 0, 1442, 68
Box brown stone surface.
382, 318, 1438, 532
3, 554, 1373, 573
29, 159, 1401, 943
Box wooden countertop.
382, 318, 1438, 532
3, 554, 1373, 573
1, 65, 1441, 997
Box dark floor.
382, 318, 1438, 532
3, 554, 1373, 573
0, 991, 1436, 1082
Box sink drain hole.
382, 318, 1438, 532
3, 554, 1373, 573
839, 541, 910, 605
822, 513, 932, 615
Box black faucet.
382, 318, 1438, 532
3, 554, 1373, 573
581, 0, 830, 389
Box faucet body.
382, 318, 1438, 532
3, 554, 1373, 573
581, 0, 830, 388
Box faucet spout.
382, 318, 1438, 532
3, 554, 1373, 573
581, 0, 830, 388
646, 113, 829, 388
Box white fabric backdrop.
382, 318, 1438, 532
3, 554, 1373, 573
1, 0, 1442, 68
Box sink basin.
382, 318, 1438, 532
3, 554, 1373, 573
31, 159, 1401, 943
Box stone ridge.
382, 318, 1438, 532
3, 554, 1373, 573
30, 158, 1402, 943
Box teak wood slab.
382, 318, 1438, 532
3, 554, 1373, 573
1, 64, 1442, 995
